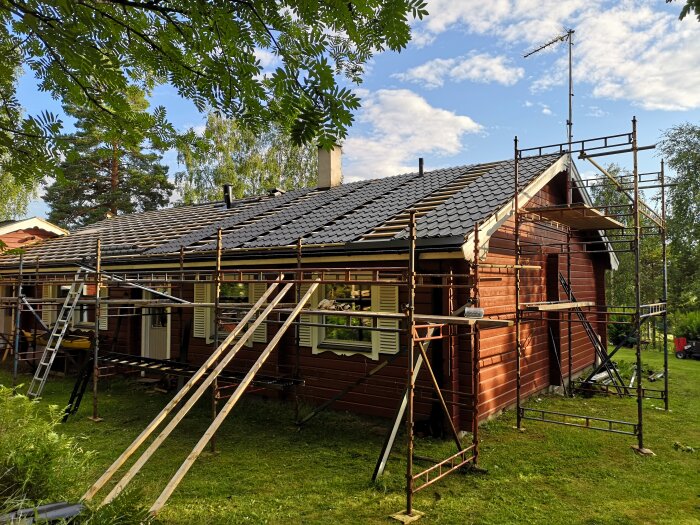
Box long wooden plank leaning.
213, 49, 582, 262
82, 280, 282, 502
100, 281, 297, 506
148, 280, 320, 514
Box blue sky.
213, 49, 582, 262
19, 0, 700, 217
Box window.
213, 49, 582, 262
302, 273, 400, 360
150, 307, 168, 328
320, 282, 372, 350
58, 285, 89, 326
194, 276, 267, 345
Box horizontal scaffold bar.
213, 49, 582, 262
519, 407, 638, 436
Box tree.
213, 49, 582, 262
668, 0, 700, 21
659, 122, 700, 308
590, 164, 663, 308
44, 87, 172, 229
176, 114, 317, 204
0, 0, 428, 189
0, 164, 34, 220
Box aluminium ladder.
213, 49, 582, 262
558, 273, 627, 395
27, 268, 86, 398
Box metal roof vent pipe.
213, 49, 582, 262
318, 145, 342, 189
223, 184, 233, 208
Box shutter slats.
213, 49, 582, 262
193, 280, 209, 338
41, 285, 55, 325
372, 285, 400, 356
98, 287, 108, 330
249, 283, 268, 344
299, 279, 319, 348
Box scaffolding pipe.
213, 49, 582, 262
661, 161, 669, 411
514, 137, 522, 429
91, 239, 102, 421
405, 209, 417, 516
12, 253, 23, 389
632, 117, 645, 451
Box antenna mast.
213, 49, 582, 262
524, 28, 575, 204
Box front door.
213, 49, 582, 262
142, 291, 170, 360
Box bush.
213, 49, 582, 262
675, 310, 700, 340
0, 385, 92, 504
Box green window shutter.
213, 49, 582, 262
299, 279, 320, 348
193, 279, 210, 339
41, 285, 56, 325
98, 287, 108, 331
248, 282, 268, 344
371, 285, 400, 356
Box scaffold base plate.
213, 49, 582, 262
390, 509, 424, 523
631, 445, 655, 457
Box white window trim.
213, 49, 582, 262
307, 278, 400, 361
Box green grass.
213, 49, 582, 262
1, 348, 699, 524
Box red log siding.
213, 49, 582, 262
0, 228, 58, 249
466, 174, 606, 423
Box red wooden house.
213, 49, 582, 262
1, 149, 617, 432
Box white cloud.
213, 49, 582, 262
342, 89, 482, 180
413, 0, 700, 111
586, 105, 607, 117
540, 103, 552, 115
394, 53, 524, 88
254, 48, 280, 70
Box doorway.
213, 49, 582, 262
141, 291, 171, 360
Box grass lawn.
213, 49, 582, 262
1, 348, 699, 524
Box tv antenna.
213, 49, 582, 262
524, 28, 575, 203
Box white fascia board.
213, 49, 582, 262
461, 155, 569, 262
0, 217, 68, 237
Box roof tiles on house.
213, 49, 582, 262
0, 155, 564, 266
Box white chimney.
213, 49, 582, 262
318, 145, 342, 189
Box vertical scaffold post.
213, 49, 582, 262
91, 239, 102, 421
33, 257, 39, 358
211, 227, 222, 453
566, 229, 573, 396
405, 209, 417, 517
632, 117, 645, 452
472, 222, 481, 462
294, 237, 303, 422
12, 253, 24, 390
660, 160, 669, 411
177, 247, 185, 391
514, 137, 522, 430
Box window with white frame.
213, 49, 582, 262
302, 273, 400, 360
318, 281, 373, 350
193, 275, 267, 345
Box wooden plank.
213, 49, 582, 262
148, 281, 320, 515
521, 300, 595, 311
93, 283, 293, 505
526, 204, 624, 230
82, 282, 279, 501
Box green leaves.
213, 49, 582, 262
0, 0, 425, 189
175, 114, 317, 204
45, 86, 173, 228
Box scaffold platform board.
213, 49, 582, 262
100, 352, 299, 390
521, 300, 595, 311
526, 203, 625, 230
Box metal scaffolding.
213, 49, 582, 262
0, 123, 671, 518
513, 117, 669, 455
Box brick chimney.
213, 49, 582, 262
318, 145, 342, 189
